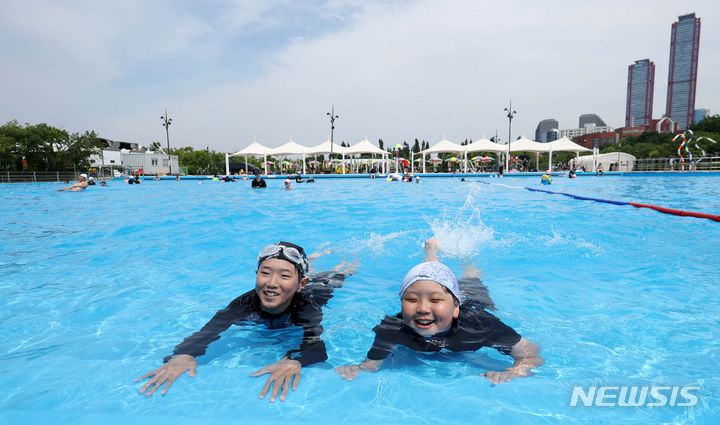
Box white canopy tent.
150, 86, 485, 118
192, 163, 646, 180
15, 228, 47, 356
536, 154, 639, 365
305, 139, 348, 173
227, 138, 272, 175
343, 138, 388, 174
465, 138, 506, 172
508, 137, 550, 171
269, 139, 309, 174
546, 137, 592, 170
417, 138, 465, 173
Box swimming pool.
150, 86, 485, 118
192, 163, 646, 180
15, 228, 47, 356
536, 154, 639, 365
1, 175, 718, 424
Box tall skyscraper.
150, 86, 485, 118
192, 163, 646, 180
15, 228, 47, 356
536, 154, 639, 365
666, 13, 701, 130
535, 119, 559, 142
625, 59, 655, 127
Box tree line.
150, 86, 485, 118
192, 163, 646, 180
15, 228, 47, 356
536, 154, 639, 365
0, 120, 102, 172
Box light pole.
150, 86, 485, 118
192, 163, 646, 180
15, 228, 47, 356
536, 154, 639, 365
160, 109, 173, 175
504, 101, 517, 172
326, 105, 339, 169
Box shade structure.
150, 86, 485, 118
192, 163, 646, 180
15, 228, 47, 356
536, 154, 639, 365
465, 138, 506, 153
305, 139, 347, 155
343, 138, 388, 173
343, 138, 386, 155
305, 139, 348, 173
418, 138, 465, 173
268, 139, 308, 155
509, 138, 550, 152
547, 137, 592, 153
227, 138, 272, 175
545, 137, 591, 170
268, 139, 309, 174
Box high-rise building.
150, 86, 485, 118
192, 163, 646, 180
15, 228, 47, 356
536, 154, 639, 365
579, 114, 606, 128
694, 108, 710, 124
625, 59, 655, 127
666, 13, 701, 130
535, 119, 559, 142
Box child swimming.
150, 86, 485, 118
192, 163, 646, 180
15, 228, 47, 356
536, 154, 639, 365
336, 238, 543, 384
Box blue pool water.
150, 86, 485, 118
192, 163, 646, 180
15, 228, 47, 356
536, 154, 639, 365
1, 175, 719, 424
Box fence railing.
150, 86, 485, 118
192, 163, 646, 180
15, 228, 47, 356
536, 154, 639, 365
0, 171, 78, 183
633, 157, 720, 172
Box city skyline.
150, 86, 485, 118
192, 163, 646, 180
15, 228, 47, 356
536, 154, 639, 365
0, 1, 717, 151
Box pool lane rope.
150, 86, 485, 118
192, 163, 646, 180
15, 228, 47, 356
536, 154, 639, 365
475, 181, 720, 223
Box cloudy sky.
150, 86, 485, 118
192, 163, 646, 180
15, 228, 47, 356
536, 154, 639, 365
1, 0, 717, 151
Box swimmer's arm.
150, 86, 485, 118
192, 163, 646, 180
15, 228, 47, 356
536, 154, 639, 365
484, 337, 543, 384
335, 358, 384, 381
423, 238, 439, 262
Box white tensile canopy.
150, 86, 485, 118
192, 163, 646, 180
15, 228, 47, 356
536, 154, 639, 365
305, 139, 347, 155
465, 138, 506, 153
226, 138, 272, 175
546, 136, 592, 171
509, 137, 550, 152
507, 137, 550, 171
547, 137, 591, 153
464, 138, 506, 172
269, 139, 309, 174
344, 138, 388, 174
417, 138, 465, 173
305, 139, 348, 173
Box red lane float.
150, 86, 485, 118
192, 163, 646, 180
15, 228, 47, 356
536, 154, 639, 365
628, 202, 720, 222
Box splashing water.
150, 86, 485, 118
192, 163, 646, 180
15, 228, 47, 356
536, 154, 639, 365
427, 187, 494, 259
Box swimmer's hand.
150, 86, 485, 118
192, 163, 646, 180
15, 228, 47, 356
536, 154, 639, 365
484, 366, 532, 384
484, 338, 543, 385
251, 358, 302, 403
135, 354, 197, 397
335, 359, 382, 381
424, 238, 439, 262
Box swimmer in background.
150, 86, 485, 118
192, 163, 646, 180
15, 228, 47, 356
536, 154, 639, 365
251, 172, 267, 188
568, 169, 577, 179
136, 242, 357, 402
58, 174, 89, 191
336, 238, 543, 385
540, 170, 553, 185
284, 178, 293, 190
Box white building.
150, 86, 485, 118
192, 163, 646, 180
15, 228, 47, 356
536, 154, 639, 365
560, 124, 615, 139
89, 140, 180, 175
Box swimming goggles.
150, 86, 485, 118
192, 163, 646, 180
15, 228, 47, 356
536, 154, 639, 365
257, 243, 309, 276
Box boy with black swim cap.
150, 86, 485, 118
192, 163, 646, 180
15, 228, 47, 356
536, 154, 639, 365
137, 241, 355, 402
336, 238, 542, 385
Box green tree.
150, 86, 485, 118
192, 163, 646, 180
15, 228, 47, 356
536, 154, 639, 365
378, 139, 384, 150
690, 115, 720, 133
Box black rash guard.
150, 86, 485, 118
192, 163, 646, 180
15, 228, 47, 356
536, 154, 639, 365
251, 178, 267, 188
165, 273, 346, 367
366, 301, 521, 361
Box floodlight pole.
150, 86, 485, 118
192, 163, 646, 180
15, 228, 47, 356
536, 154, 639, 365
161, 109, 173, 174
327, 105, 339, 170
504, 101, 517, 172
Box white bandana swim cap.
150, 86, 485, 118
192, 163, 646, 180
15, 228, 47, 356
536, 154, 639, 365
400, 261, 460, 301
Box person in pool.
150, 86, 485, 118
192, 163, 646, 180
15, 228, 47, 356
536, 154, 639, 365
136, 242, 356, 402
58, 174, 89, 191
251, 172, 267, 188
540, 170, 553, 185
336, 238, 543, 385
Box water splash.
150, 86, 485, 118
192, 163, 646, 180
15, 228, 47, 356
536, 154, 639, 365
427, 186, 494, 259
345, 230, 413, 256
